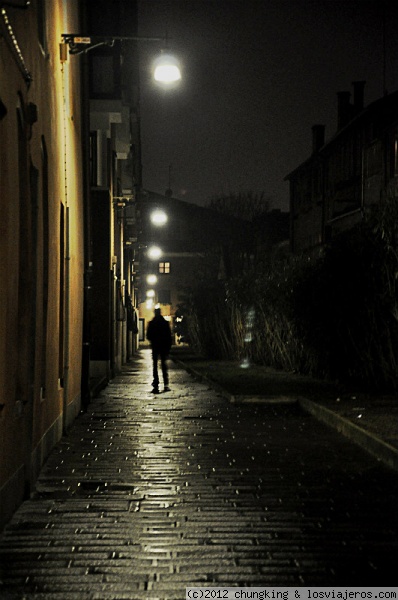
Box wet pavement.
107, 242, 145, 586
1, 349, 397, 598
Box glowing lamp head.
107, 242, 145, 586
146, 274, 157, 285
150, 209, 168, 226
147, 245, 162, 260
153, 53, 181, 84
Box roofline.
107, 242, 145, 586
284, 88, 398, 181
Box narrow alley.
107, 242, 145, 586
1, 350, 397, 599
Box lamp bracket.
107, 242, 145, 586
0, 1, 31, 8
113, 195, 135, 208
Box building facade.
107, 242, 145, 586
286, 82, 398, 254
83, 0, 141, 389
0, 0, 84, 528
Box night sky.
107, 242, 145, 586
137, 0, 398, 211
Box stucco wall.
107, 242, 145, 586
0, 0, 84, 529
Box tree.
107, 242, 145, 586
206, 191, 270, 222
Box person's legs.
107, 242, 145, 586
160, 352, 169, 387
152, 349, 159, 389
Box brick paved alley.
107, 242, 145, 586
1, 349, 398, 599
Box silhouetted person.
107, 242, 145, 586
146, 307, 172, 393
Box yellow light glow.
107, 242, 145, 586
147, 274, 157, 285
146, 289, 155, 298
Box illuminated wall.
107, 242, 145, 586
0, 0, 84, 529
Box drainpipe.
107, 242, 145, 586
80, 44, 92, 410
63, 206, 70, 435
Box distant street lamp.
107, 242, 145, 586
150, 209, 168, 226
147, 245, 162, 260
147, 274, 158, 285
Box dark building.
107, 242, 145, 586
135, 191, 254, 339
286, 82, 398, 254
83, 0, 142, 385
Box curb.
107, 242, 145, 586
175, 358, 398, 473
298, 396, 398, 473
231, 395, 297, 404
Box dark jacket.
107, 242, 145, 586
146, 315, 172, 353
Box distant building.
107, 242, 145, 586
135, 191, 254, 340
285, 82, 398, 254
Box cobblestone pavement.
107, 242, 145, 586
1, 350, 398, 599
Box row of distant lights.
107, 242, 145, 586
145, 209, 168, 309
148, 52, 179, 301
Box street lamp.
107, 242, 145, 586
147, 245, 162, 260
153, 53, 181, 84
150, 209, 168, 226
60, 34, 182, 83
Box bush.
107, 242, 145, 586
294, 225, 398, 388
181, 202, 398, 391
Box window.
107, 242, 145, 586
41, 136, 49, 398
89, 131, 98, 187
158, 289, 171, 304
0, 97, 7, 120
159, 261, 170, 274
